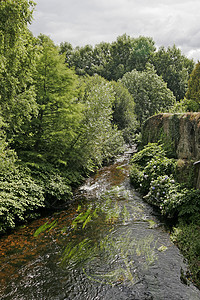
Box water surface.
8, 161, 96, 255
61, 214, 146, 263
0, 149, 200, 299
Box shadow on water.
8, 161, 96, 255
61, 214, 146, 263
0, 148, 200, 299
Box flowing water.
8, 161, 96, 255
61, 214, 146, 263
0, 148, 200, 300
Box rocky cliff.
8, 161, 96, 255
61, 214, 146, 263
142, 113, 200, 188
142, 113, 200, 160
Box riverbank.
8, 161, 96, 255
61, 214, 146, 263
1, 149, 199, 299
130, 142, 200, 289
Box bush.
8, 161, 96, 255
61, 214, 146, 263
131, 143, 166, 167
171, 221, 200, 288
144, 175, 180, 216
130, 143, 199, 219
0, 171, 45, 234
130, 143, 176, 195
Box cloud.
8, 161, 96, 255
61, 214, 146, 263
30, 0, 200, 60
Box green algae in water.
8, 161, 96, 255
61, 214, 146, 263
71, 194, 124, 230
71, 205, 99, 229
61, 238, 96, 266
33, 220, 57, 237
60, 232, 157, 286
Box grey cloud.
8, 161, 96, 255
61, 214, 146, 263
30, 0, 200, 60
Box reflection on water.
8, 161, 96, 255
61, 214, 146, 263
0, 149, 200, 299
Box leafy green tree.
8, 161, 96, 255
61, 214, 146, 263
59, 41, 73, 65
121, 64, 176, 124
68, 75, 124, 172
17, 34, 83, 165
127, 36, 156, 72
111, 81, 138, 143
108, 34, 133, 80
92, 42, 112, 79
151, 45, 194, 101
62, 44, 95, 76
0, 0, 38, 134
60, 35, 156, 81
102, 35, 156, 81
186, 61, 200, 107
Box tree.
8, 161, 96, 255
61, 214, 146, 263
68, 75, 124, 171
0, 0, 38, 134
61, 44, 95, 76
127, 36, 156, 72
121, 65, 176, 124
92, 42, 112, 79
151, 45, 194, 101
17, 34, 83, 165
111, 81, 138, 143
60, 35, 156, 81
59, 41, 74, 66
104, 34, 156, 81
186, 61, 200, 107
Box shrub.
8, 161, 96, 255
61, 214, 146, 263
0, 171, 45, 234
131, 143, 166, 167
171, 221, 200, 288
130, 143, 199, 219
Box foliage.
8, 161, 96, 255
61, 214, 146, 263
0, 0, 38, 134
17, 34, 84, 163
0, 169, 45, 234
186, 61, 200, 107
121, 64, 176, 124
151, 45, 194, 101
108, 34, 156, 81
111, 81, 138, 143
60, 34, 156, 81
0, 133, 17, 174
168, 98, 200, 113
0, 3, 198, 263
144, 175, 181, 216
67, 75, 124, 172
171, 221, 200, 288
131, 143, 166, 167
130, 143, 199, 219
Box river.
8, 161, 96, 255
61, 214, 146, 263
0, 148, 200, 300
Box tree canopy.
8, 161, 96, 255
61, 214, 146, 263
0, 0, 38, 134
121, 64, 176, 124
60, 34, 156, 81
186, 61, 200, 105
151, 45, 194, 101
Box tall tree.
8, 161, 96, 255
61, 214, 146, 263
68, 75, 124, 171
127, 36, 156, 72
92, 42, 112, 79
185, 61, 200, 107
151, 45, 194, 101
19, 34, 83, 165
60, 35, 156, 81
121, 64, 176, 124
0, 0, 38, 134
104, 35, 156, 81
111, 81, 138, 143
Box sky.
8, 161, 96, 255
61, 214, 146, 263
29, 0, 200, 61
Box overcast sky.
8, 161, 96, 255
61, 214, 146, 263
30, 0, 200, 61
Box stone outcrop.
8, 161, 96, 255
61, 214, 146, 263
142, 113, 200, 160
142, 113, 200, 188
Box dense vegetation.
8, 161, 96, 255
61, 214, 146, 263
1, 1, 200, 287
130, 143, 200, 288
